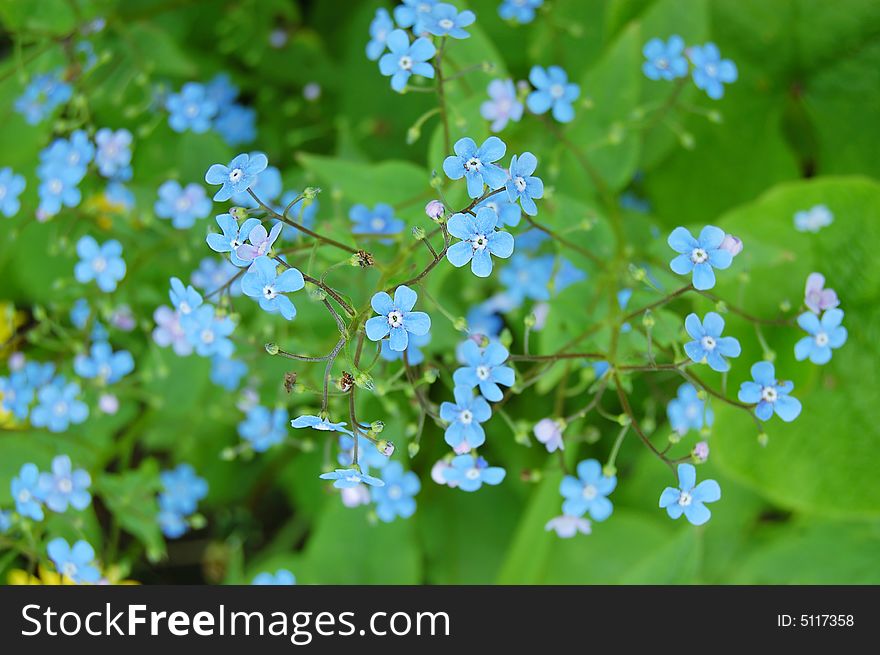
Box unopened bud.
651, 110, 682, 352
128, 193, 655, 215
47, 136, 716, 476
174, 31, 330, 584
668, 432, 682, 444
303, 187, 320, 200
408, 442, 420, 458
265, 342, 279, 355
757, 432, 769, 447
355, 372, 374, 391
719, 234, 743, 257
412, 226, 426, 240
230, 206, 249, 221
453, 317, 468, 332
376, 440, 395, 457
425, 199, 445, 220
642, 310, 655, 329
371, 420, 385, 433
693, 440, 710, 462
602, 464, 617, 478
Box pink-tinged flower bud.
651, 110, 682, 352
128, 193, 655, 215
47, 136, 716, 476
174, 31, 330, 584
720, 234, 743, 257
431, 460, 458, 487
99, 393, 119, 415
425, 199, 445, 220
545, 515, 592, 538
693, 440, 710, 462
341, 484, 370, 508
533, 418, 565, 452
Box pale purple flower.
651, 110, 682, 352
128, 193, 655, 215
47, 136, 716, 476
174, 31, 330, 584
693, 440, 709, 462
341, 484, 371, 508
534, 418, 564, 452
545, 515, 592, 538
431, 460, 457, 487
719, 233, 743, 257
804, 272, 839, 314
110, 305, 136, 331
425, 199, 445, 220
98, 393, 119, 415
235, 222, 283, 262
480, 79, 524, 132
152, 306, 192, 356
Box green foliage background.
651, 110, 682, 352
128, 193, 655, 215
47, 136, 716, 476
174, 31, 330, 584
1, 0, 879, 584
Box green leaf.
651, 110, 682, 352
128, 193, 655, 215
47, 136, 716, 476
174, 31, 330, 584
297, 153, 431, 206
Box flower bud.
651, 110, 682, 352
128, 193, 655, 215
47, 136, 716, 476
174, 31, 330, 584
376, 440, 395, 457
303, 187, 320, 200
453, 316, 468, 332
642, 310, 655, 329
355, 371, 374, 391
408, 442, 420, 458
757, 432, 769, 447
602, 464, 617, 478
230, 206, 249, 221
668, 432, 681, 444
371, 420, 385, 433
425, 199, 445, 220
719, 234, 743, 257
693, 440, 710, 462
265, 342, 279, 355
412, 226, 426, 240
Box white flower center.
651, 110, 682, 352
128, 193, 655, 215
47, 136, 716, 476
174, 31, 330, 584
464, 157, 482, 172
92, 256, 107, 273
179, 301, 191, 314
418, 2, 431, 12
582, 484, 597, 500
485, 201, 498, 213
459, 409, 473, 425
685, 404, 698, 419
370, 217, 385, 231
475, 365, 491, 381
49, 179, 63, 194
58, 478, 73, 494
705, 63, 717, 77
388, 485, 402, 500
761, 386, 778, 403
200, 329, 215, 344
439, 18, 454, 30
175, 196, 192, 211
691, 248, 708, 264
656, 57, 669, 70
465, 467, 480, 480
185, 103, 199, 117
678, 491, 693, 507
514, 176, 527, 193
550, 84, 565, 99
398, 55, 413, 71
62, 562, 78, 577
387, 310, 404, 328
228, 168, 243, 183
0, 186, 6, 199
98, 364, 112, 379
18, 489, 31, 503
701, 335, 716, 351
471, 234, 488, 251
814, 332, 829, 347
53, 401, 68, 416
344, 473, 361, 484
262, 284, 277, 300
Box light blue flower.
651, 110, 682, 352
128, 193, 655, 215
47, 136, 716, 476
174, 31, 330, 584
476, 193, 521, 227
0, 167, 26, 217
210, 356, 248, 391
366, 285, 432, 352
446, 208, 515, 277
738, 361, 802, 422
442, 455, 506, 492
0, 370, 34, 419
40, 130, 93, 179
500, 253, 553, 304
466, 301, 504, 338
73, 341, 134, 384
319, 468, 385, 489
206, 213, 262, 266
667, 225, 732, 290
481, 78, 524, 132
642, 35, 689, 80
158, 501, 189, 539
231, 164, 281, 208
204, 152, 268, 202
659, 463, 720, 525
440, 386, 492, 451
14, 72, 72, 125
667, 382, 712, 436
794, 205, 833, 233
394, 0, 438, 35
166, 82, 218, 133
37, 166, 82, 217
183, 305, 235, 358
241, 256, 305, 320
380, 331, 431, 365
337, 434, 390, 472
378, 29, 436, 92
443, 136, 508, 198
30, 376, 89, 432
367, 8, 395, 60
425, 3, 476, 39
684, 312, 741, 372
94, 128, 133, 179
0, 510, 11, 532
252, 570, 296, 585
154, 180, 212, 229
291, 415, 352, 434
526, 65, 580, 123
689, 43, 737, 100
160, 464, 208, 516
349, 203, 405, 239
192, 257, 243, 297
371, 462, 420, 522
11, 463, 44, 521
795, 309, 847, 364
239, 405, 289, 452
74, 236, 126, 292
205, 73, 239, 106
553, 258, 586, 294
105, 181, 135, 210
505, 152, 543, 216
214, 104, 257, 146
37, 455, 91, 513
498, 0, 543, 24
560, 459, 616, 521
453, 340, 514, 402
47, 538, 101, 584
170, 277, 203, 321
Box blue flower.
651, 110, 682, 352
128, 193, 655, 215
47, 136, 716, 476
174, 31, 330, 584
30, 376, 89, 432
204, 152, 268, 202
319, 468, 385, 489
252, 570, 296, 585
154, 181, 212, 229
239, 405, 289, 452
440, 386, 492, 451
0, 510, 11, 532
192, 257, 244, 297
659, 463, 720, 525
0, 370, 34, 419
214, 104, 257, 146
94, 128, 133, 179
684, 312, 741, 372
0, 167, 26, 217
667, 225, 732, 290
158, 501, 189, 539
37, 455, 91, 513
667, 382, 711, 436
166, 82, 218, 133
14, 72, 72, 125
183, 305, 235, 358
291, 415, 352, 434
170, 277, 204, 319
365, 285, 432, 352
47, 538, 101, 584
337, 434, 390, 472
481, 78, 524, 132
73, 341, 135, 384
205, 73, 239, 106
159, 464, 208, 516
642, 35, 689, 80
443, 136, 508, 198
206, 213, 262, 266
442, 455, 506, 492
475, 193, 521, 227
553, 258, 586, 294
425, 3, 476, 39
559, 459, 616, 521
349, 203, 405, 239
394, 0, 438, 35
210, 356, 248, 391
378, 29, 436, 92
453, 340, 514, 402
505, 152, 543, 216
446, 207, 515, 277
794, 204, 833, 233
371, 462, 420, 522
498, 0, 543, 24
11, 463, 44, 521
105, 181, 135, 210
40, 130, 93, 178
738, 361, 802, 422
380, 331, 431, 365
74, 236, 126, 292
37, 166, 82, 217
235, 222, 283, 262
689, 43, 737, 100
795, 309, 847, 365
366, 8, 395, 60
526, 65, 580, 123
500, 254, 553, 304
466, 301, 504, 338
241, 256, 305, 321
231, 164, 282, 208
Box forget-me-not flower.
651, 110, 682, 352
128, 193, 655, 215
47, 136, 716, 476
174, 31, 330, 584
210, 356, 248, 391
738, 361, 802, 422
425, 3, 476, 39
804, 272, 839, 314
689, 43, 737, 99
11, 463, 44, 521
480, 79, 524, 132
684, 312, 741, 372
440, 386, 492, 452
371, 462, 420, 522
47, 538, 101, 584
659, 463, 720, 525
37, 166, 82, 217
349, 203, 405, 239
74, 341, 135, 384
442, 455, 506, 492
446, 207, 515, 277
94, 128, 133, 179
642, 35, 689, 80
75, 236, 126, 292
380, 331, 431, 366
154, 181, 212, 229
453, 340, 514, 402
214, 104, 257, 146
476, 194, 521, 228
795, 309, 847, 365
367, 8, 395, 60
236, 222, 283, 263
667, 225, 733, 290
0, 167, 26, 217
378, 29, 436, 92
291, 415, 352, 434
207, 213, 262, 266
560, 459, 616, 521
253, 570, 297, 585
394, 0, 438, 35
239, 405, 289, 452
166, 82, 218, 133
320, 468, 385, 489
30, 377, 89, 432
443, 136, 508, 198
667, 382, 712, 435
241, 256, 305, 320
160, 464, 208, 516
498, 0, 543, 24
794, 205, 833, 233
505, 152, 543, 215
184, 305, 235, 358
204, 152, 268, 202
527, 65, 580, 123
38, 455, 91, 513
366, 285, 432, 352
14, 72, 72, 125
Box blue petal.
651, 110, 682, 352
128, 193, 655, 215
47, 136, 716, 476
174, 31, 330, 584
774, 395, 802, 422
365, 316, 390, 341
389, 326, 409, 351
446, 241, 473, 267
403, 311, 431, 336
667, 227, 697, 253
691, 262, 716, 290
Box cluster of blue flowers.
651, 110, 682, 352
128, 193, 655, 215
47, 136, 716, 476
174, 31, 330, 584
165, 74, 256, 146
498, 0, 544, 24
14, 71, 72, 125
10, 456, 91, 522
642, 35, 738, 99
47, 538, 102, 584
157, 464, 208, 539
0, 358, 88, 433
